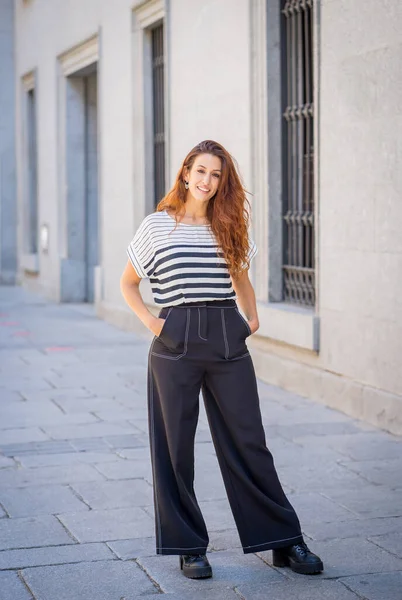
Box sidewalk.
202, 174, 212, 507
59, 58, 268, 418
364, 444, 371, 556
0, 285, 401, 600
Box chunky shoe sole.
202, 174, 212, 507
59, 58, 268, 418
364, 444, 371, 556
179, 556, 212, 579
272, 550, 323, 575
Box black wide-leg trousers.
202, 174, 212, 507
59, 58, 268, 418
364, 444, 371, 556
147, 299, 303, 555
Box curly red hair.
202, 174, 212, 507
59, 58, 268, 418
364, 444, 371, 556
156, 140, 252, 277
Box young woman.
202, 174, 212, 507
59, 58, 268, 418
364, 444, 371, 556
120, 140, 323, 579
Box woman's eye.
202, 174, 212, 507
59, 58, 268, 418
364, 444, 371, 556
213, 173, 220, 178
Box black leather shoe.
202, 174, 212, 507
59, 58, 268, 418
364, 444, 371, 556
272, 541, 323, 574
179, 554, 212, 579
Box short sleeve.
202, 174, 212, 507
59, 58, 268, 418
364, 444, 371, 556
126, 216, 155, 279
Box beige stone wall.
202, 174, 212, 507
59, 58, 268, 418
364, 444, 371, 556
317, 0, 402, 396
169, 0, 251, 185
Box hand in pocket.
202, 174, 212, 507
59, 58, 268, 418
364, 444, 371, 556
151, 317, 167, 337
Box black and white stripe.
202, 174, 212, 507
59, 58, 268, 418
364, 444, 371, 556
127, 211, 258, 306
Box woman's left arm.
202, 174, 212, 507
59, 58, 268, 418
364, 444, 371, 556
231, 270, 260, 335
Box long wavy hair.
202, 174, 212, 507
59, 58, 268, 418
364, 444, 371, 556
156, 140, 252, 276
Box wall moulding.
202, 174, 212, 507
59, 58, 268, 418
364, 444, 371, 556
58, 35, 99, 77
132, 0, 164, 30
22, 71, 35, 92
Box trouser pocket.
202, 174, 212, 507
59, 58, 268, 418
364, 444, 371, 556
152, 307, 190, 360
220, 308, 250, 361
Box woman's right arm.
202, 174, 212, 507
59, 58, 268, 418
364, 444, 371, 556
120, 260, 165, 337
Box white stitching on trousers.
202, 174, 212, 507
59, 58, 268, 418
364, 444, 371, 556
198, 307, 208, 340
221, 309, 229, 359
242, 534, 303, 550
235, 307, 252, 336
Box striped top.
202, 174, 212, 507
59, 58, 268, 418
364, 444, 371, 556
126, 210, 258, 306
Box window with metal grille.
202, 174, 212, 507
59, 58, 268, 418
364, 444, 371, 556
281, 0, 315, 307
151, 24, 165, 207
27, 87, 38, 254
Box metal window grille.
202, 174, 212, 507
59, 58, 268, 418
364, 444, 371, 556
27, 88, 38, 253
281, 0, 315, 307
151, 24, 165, 207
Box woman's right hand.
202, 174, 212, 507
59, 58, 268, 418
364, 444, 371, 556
150, 316, 166, 337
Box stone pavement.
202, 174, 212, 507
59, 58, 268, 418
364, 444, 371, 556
0, 285, 401, 600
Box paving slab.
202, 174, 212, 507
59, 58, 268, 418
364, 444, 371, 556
0, 390, 25, 403
16, 451, 120, 468
21, 559, 158, 600
368, 532, 402, 559
107, 537, 156, 559
1, 378, 54, 392
71, 478, 153, 510
341, 571, 402, 600
0, 463, 104, 488
294, 432, 402, 461
0, 401, 99, 428
194, 499, 237, 532
58, 507, 154, 542
18, 388, 94, 402
0, 440, 75, 456
261, 438, 343, 467
264, 405, 352, 426
339, 457, 402, 487
0, 542, 114, 570
51, 396, 123, 414
286, 492, 359, 523
194, 464, 228, 501
302, 516, 402, 542
0, 571, 33, 600
41, 421, 139, 440
276, 461, 366, 492
0, 484, 89, 517
236, 579, 360, 600
0, 455, 15, 468
208, 530, 242, 551
0, 427, 49, 445
274, 420, 372, 439
69, 437, 111, 452
126, 418, 150, 435
321, 486, 402, 519
94, 407, 149, 421
0, 515, 74, 551
114, 446, 151, 461
103, 432, 149, 449
141, 592, 240, 600
94, 457, 153, 480
73, 347, 147, 365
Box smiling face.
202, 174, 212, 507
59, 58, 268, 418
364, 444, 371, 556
184, 153, 222, 204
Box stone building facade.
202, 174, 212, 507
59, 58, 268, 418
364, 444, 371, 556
9, 0, 402, 434
0, 0, 17, 284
